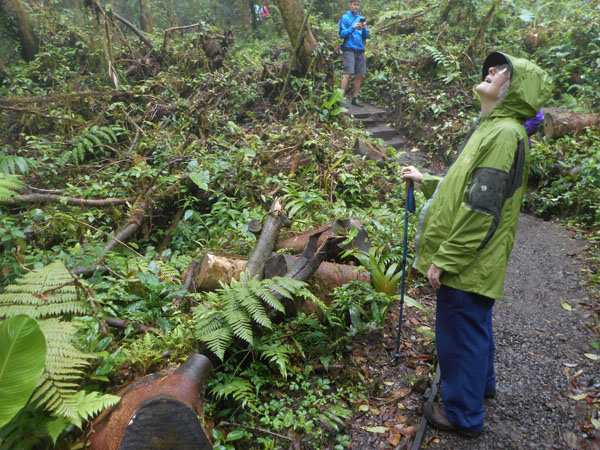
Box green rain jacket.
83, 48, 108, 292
414, 53, 553, 299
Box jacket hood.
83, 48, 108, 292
484, 52, 553, 121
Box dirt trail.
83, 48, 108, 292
345, 103, 599, 450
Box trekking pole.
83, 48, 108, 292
394, 179, 415, 358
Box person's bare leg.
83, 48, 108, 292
353, 74, 362, 98
341, 74, 351, 95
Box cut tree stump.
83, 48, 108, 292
543, 111, 600, 138
87, 353, 212, 450
194, 253, 248, 290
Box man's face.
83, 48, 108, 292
349, 1, 360, 13
476, 66, 510, 102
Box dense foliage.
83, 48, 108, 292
0, 0, 598, 447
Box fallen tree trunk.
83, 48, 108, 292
9, 193, 133, 206
543, 111, 600, 138
194, 251, 369, 292
87, 353, 212, 450
264, 254, 370, 287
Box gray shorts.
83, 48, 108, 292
342, 49, 366, 75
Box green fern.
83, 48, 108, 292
0, 261, 120, 430
192, 273, 317, 361
0, 154, 31, 175
423, 44, 461, 84
0, 173, 25, 203
0, 261, 91, 319
71, 125, 124, 164
210, 376, 256, 409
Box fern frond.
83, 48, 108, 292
239, 291, 271, 328
249, 280, 285, 313
256, 342, 292, 378
71, 391, 120, 425
0, 261, 90, 320
0, 173, 25, 203
224, 310, 253, 343
0, 155, 30, 175
197, 327, 233, 361
210, 377, 255, 408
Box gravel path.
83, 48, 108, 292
422, 214, 599, 449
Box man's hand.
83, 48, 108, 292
401, 166, 424, 183
427, 264, 443, 290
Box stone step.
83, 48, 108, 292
385, 136, 409, 150
365, 125, 399, 141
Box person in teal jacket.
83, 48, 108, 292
338, 0, 369, 107
401, 52, 552, 437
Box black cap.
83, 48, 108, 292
482, 52, 513, 81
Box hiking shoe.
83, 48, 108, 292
422, 402, 481, 438
351, 97, 364, 107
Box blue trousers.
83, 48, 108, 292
436, 285, 495, 432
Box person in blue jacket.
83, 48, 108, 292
338, 0, 369, 107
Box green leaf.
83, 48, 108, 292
0, 315, 47, 428
561, 302, 572, 311
395, 294, 429, 314
189, 171, 210, 190
225, 429, 245, 442
583, 353, 599, 361
361, 426, 389, 433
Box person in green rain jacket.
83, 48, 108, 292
401, 52, 553, 437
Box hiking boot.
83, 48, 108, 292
422, 402, 481, 438
351, 97, 364, 107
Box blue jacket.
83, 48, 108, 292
338, 11, 369, 51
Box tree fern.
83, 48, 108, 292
192, 274, 317, 361
0, 262, 120, 431
0, 173, 25, 203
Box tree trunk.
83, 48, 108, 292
543, 111, 600, 138
0, 0, 39, 61
163, 0, 177, 28
240, 0, 251, 30
138, 0, 153, 33
88, 354, 212, 450
272, 0, 319, 74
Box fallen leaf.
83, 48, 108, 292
362, 426, 389, 433
561, 302, 573, 311
567, 393, 587, 401
591, 418, 600, 430
370, 408, 381, 415
584, 353, 599, 361
384, 381, 395, 386
359, 404, 369, 412
563, 362, 578, 368
388, 428, 402, 446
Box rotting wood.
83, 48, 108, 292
543, 111, 600, 138
245, 197, 290, 280
87, 353, 212, 450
